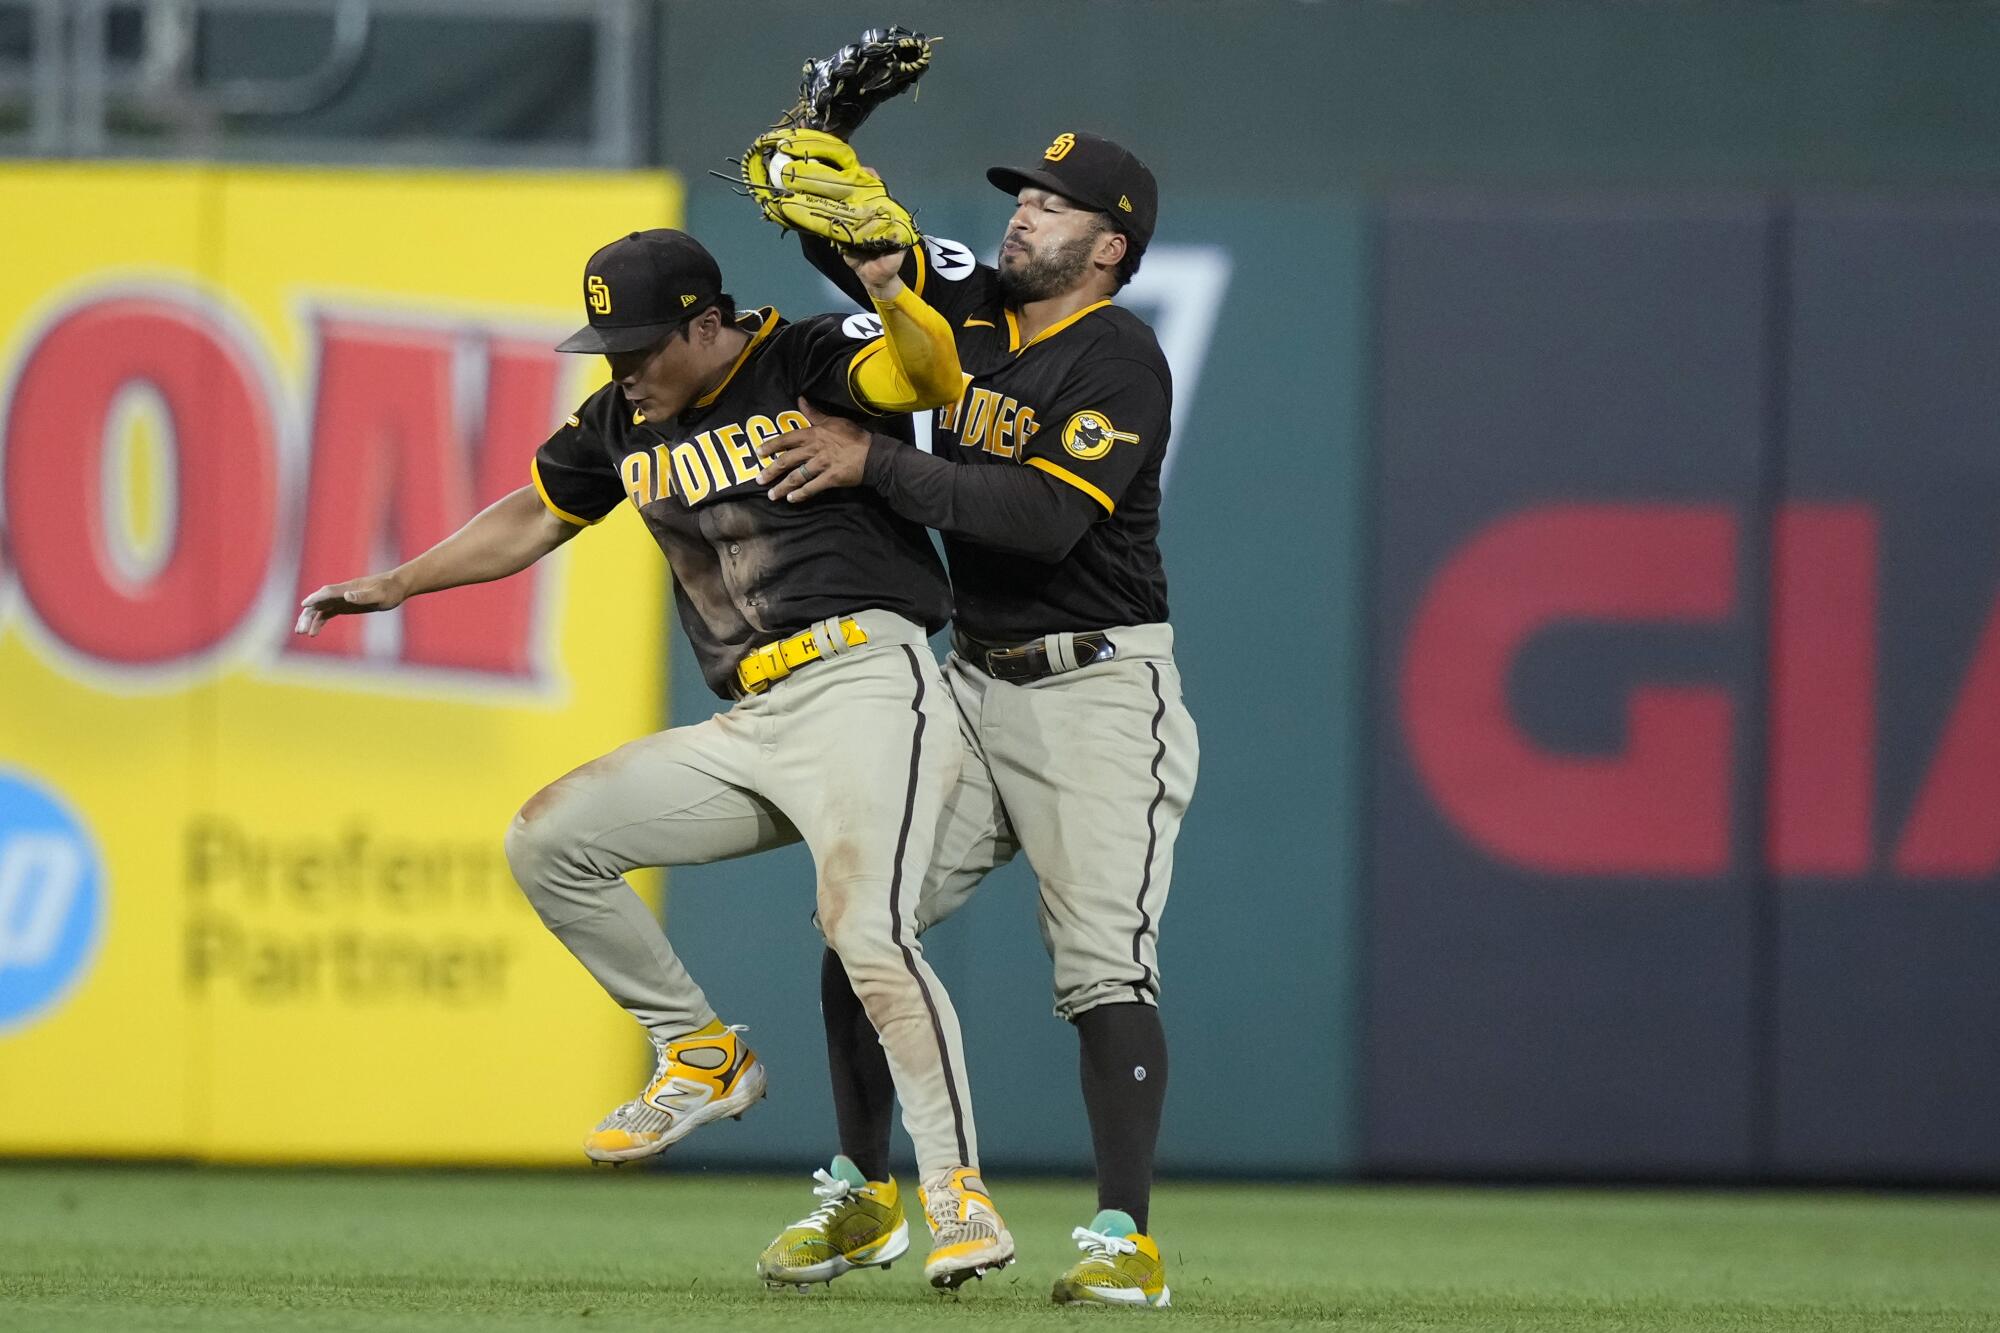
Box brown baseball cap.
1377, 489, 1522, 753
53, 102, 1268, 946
987, 132, 1158, 256
556, 229, 723, 355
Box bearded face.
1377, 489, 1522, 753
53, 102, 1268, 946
996, 205, 1113, 306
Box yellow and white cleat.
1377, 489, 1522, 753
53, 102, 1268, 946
917, 1165, 1015, 1290
757, 1155, 909, 1291
582, 1022, 766, 1163
1051, 1209, 1171, 1309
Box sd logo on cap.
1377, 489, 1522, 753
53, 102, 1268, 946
557, 230, 723, 355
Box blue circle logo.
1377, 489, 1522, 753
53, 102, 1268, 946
0, 771, 105, 1034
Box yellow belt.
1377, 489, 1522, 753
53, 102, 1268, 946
735, 618, 869, 695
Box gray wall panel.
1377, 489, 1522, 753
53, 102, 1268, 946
1364, 200, 1771, 1175
1774, 204, 2000, 1178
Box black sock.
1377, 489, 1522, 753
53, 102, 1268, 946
822, 946, 895, 1182
1075, 1002, 1168, 1234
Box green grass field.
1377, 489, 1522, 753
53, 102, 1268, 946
2, 1166, 1998, 1331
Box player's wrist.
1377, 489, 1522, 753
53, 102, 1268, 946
378, 566, 418, 604
862, 268, 910, 304
861, 433, 900, 489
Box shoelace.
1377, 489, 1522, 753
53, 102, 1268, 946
789, 1168, 856, 1229
1070, 1226, 1139, 1263
924, 1185, 967, 1229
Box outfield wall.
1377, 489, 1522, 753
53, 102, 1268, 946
0, 164, 677, 1163
651, 2, 2000, 1183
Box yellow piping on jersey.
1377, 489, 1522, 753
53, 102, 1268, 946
1027, 456, 1114, 514
532, 456, 599, 527
1005, 299, 1113, 354
694, 307, 781, 409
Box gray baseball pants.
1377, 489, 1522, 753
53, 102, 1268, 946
502, 609, 980, 1176
917, 622, 1199, 1019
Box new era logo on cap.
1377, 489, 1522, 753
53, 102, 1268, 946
556, 229, 723, 355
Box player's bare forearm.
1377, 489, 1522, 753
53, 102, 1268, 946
390, 484, 578, 595
295, 485, 577, 635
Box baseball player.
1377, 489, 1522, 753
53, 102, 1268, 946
294, 227, 1014, 1290
744, 119, 1196, 1308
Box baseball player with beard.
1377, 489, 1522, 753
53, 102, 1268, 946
738, 36, 1196, 1308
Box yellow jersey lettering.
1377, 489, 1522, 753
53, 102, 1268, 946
989, 396, 1020, 459
670, 441, 711, 504
1016, 405, 1039, 445
745, 413, 781, 449
960, 388, 999, 451
716, 423, 759, 486
694, 430, 731, 492
619, 450, 652, 507
653, 443, 675, 499
776, 409, 811, 434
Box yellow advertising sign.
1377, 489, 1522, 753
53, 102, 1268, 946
0, 163, 678, 1163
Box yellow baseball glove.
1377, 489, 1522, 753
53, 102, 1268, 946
742, 127, 918, 253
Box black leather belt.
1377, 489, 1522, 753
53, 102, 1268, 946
953, 630, 1115, 682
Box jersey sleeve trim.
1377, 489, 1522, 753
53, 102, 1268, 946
843, 340, 893, 417
1026, 456, 1115, 514
910, 239, 928, 300
532, 457, 600, 528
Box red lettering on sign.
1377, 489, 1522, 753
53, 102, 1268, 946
3, 296, 277, 664
1400, 504, 1736, 876
1894, 585, 2000, 878
285, 318, 561, 677
1768, 505, 1877, 875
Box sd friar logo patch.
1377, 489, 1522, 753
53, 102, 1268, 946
1061, 409, 1140, 461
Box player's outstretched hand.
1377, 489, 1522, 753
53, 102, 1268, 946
758, 397, 873, 504
294, 574, 407, 636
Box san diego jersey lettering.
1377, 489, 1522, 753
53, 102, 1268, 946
809, 235, 1172, 643
532, 307, 950, 696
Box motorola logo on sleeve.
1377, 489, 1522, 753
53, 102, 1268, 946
0, 771, 105, 1034
923, 236, 976, 282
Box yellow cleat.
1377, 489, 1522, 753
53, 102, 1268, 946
1051, 1209, 1171, 1309
757, 1155, 909, 1290
917, 1165, 1015, 1290
582, 1022, 766, 1163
